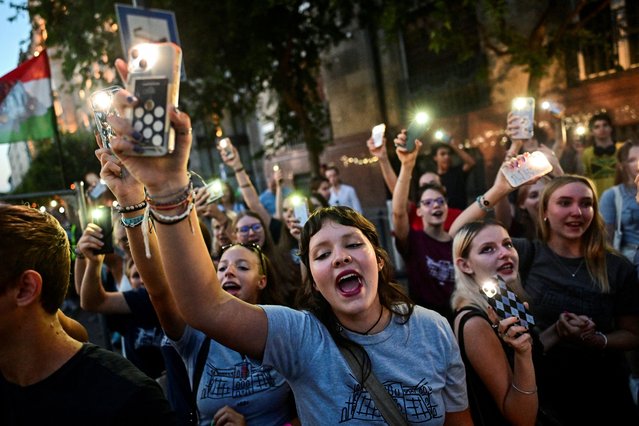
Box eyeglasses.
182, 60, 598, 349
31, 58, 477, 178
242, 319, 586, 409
220, 242, 266, 274
236, 223, 263, 234
420, 197, 446, 207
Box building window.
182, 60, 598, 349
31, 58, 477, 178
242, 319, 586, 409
577, 0, 639, 80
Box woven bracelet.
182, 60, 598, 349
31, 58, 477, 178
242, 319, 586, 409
149, 200, 195, 225
146, 180, 194, 207
121, 214, 145, 228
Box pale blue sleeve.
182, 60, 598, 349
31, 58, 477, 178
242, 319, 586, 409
599, 187, 616, 225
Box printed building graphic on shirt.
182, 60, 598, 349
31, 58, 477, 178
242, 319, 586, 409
425, 256, 454, 286
341, 378, 442, 423
200, 359, 279, 400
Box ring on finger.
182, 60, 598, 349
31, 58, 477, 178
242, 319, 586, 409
176, 127, 192, 136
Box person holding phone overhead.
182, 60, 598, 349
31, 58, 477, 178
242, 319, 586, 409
105, 54, 472, 424
448, 115, 639, 424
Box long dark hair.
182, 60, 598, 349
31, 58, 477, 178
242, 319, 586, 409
297, 206, 413, 381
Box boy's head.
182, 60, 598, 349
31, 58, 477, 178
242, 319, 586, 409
0, 204, 70, 314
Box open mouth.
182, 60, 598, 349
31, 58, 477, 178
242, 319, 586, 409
497, 263, 515, 274
336, 272, 363, 297
431, 211, 444, 218
222, 282, 241, 295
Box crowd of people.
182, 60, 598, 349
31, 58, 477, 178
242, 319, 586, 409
2, 50, 639, 426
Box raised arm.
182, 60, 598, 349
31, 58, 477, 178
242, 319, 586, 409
76, 223, 131, 314
107, 62, 267, 359
219, 143, 271, 227
366, 137, 397, 193
96, 149, 186, 340
391, 132, 421, 248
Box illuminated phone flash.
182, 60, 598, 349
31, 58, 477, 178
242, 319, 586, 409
481, 280, 498, 298
273, 164, 280, 172
219, 138, 230, 149
434, 130, 445, 141
414, 112, 430, 125
512, 97, 528, 110
92, 91, 113, 111
131, 43, 159, 70
527, 151, 549, 170
210, 179, 223, 193
91, 208, 104, 221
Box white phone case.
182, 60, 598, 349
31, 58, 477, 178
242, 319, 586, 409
371, 124, 385, 148
511, 97, 535, 140
501, 151, 553, 187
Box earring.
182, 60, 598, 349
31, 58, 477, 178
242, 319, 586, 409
543, 217, 548, 222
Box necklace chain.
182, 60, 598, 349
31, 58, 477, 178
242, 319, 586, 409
338, 307, 385, 335
549, 248, 584, 278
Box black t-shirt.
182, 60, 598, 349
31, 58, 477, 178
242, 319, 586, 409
0, 343, 175, 425
439, 164, 468, 210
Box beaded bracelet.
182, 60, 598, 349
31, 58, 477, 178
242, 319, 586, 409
240, 183, 252, 188
475, 195, 494, 213
120, 214, 145, 228
151, 192, 194, 211
115, 200, 147, 214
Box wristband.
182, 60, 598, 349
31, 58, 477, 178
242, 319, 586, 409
120, 214, 145, 228
511, 383, 537, 395
234, 167, 245, 173
595, 331, 608, 349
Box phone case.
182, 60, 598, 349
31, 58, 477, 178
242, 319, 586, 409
293, 200, 309, 226
127, 43, 182, 156
482, 276, 535, 328
91, 206, 114, 255
205, 180, 225, 204
501, 151, 553, 187
371, 124, 385, 148
90, 86, 122, 149
510, 97, 535, 139
405, 121, 429, 152
217, 138, 235, 160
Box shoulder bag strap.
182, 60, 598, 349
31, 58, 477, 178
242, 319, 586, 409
338, 345, 408, 425
613, 186, 623, 234
189, 338, 211, 425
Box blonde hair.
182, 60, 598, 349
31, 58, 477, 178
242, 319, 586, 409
538, 175, 610, 292
450, 220, 503, 312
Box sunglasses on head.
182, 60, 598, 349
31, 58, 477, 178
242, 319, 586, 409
236, 223, 263, 234
220, 242, 266, 274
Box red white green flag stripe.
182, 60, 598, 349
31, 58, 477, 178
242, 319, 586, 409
0, 50, 55, 144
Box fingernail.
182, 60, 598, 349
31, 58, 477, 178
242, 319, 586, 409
133, 145, 144, 154
126, 96, 136, 104
131, 131, 142, 141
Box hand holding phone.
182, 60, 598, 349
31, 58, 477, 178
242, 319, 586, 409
90, 86, 122, 149
510, 97, 535, 140
205, 179, 225, 204
371, 124, 386, 148
405, 111, 431, 152
481, 275, 535, 328
91, 206, 114, 254
126, 42, 182, 156
501, 151, 553, 187
217, 137, 235, 161
290, 195, 309, 227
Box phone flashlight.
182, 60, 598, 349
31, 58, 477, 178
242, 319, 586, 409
512, 97, 528, 110
205, 179, 225, 204
405, 111, 431, 153
273, 164, 280, 172
290, 194, 309, 226
218, 137, 235, 160
130, 43, 160, 70
371, 123, 386, 148
481, 279, 498, 298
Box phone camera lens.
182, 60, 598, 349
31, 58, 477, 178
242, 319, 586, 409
131, 49, 139, 59
139, 59, 147, 69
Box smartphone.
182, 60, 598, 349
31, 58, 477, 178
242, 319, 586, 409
217, 137, 235, 160
405, 112, 431, 152
90, 86, 122, 149
371, 123, 385, 148
205, 179, 225, 204
88, 181, 109, 200
511, 97, 535, 140
481, 275, 535, 328
501, 151, 553, 187
91, 206, 114, 255
126, 42, 182, 156
290, 195, 309, 226
434, 129, 451, 143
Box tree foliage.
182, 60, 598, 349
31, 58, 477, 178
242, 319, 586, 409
14, 131, 100, 193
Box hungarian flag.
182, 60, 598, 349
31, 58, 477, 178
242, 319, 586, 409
0, 50, 55, 144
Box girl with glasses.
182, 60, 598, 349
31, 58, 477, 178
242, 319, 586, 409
392, 135, 455, 320
106, 84, 472, 424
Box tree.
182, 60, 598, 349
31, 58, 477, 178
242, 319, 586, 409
20, 0, 359, 176
14, 131, 100, 193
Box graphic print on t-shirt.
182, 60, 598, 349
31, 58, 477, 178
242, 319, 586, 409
425, 256, 454, 286
200, 358, 280, 400
340, 378, 442, 423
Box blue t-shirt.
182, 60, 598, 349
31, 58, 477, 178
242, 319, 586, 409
262, 304, 468, 425
170, 325, 293, 426
599, 184, 639, 246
